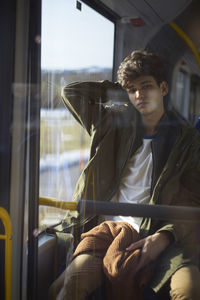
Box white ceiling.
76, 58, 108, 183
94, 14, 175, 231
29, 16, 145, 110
100, 0, 192, 26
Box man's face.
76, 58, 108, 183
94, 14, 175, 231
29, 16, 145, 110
126, 76, 168, 118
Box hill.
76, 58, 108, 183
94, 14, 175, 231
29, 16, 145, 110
41, 67, 112, 108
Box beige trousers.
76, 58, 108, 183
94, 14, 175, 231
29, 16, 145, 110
170, 265, 200, 300
49, 254, 104, 300
50, 254, 200, 300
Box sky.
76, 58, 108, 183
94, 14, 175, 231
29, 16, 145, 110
41, 0, 115, 70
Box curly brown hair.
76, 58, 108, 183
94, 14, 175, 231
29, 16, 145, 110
117, 50, 167, 89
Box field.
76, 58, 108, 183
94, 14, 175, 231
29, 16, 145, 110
39, 109, 91, 230
40, 109, 91, 156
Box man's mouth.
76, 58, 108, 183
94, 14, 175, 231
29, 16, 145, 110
137, 101, 148, 108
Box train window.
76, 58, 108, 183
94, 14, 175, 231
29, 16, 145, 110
189, 75, 200, 124
39, 0, 115, 230
174, 69, 190, 119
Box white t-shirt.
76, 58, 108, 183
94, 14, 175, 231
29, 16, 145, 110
102, 137, 153, 232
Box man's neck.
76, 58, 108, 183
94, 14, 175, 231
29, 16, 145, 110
142, 112, 164, 136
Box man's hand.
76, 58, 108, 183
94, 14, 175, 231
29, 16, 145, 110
126, 231, 172, 271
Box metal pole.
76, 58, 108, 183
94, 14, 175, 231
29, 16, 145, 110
77, 200, 200, 222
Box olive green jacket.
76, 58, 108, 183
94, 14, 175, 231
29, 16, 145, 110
61, 80, 200, 292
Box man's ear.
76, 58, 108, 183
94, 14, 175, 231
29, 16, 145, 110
160, 81, 168, 96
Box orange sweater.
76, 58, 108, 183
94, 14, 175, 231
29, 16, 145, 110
73, 221, 155, 300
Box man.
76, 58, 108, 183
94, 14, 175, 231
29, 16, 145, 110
55, 50, 200, 299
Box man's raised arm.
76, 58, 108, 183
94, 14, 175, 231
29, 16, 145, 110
61, 80, 128, 135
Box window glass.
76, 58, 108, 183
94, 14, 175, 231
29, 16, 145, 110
39, 0, 115, 230
189, 76, 200, 124
174, 69, 190, 119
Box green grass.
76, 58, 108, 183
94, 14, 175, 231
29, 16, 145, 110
40, 118, 91, 156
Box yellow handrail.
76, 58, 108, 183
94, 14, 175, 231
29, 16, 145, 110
0, 207, 12, 300
169, 21, 200, 69
39, 197, 77, 211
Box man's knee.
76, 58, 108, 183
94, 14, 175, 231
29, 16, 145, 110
170, 265, 200, 300
57, 254, 104, 300
49, 270, 65, 300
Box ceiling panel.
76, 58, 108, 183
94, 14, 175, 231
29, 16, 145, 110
100, 0, 192, 26
145, 0, 192, 22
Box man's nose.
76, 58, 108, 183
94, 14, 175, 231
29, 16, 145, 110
135, 90, 141, 98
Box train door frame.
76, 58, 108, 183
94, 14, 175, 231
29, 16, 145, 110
7, 0, 41, 299
0, 1, 16, 299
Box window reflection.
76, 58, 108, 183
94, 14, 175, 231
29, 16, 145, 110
39, 0, 114, 230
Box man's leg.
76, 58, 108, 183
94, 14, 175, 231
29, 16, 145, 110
56, 254, 104, 300
170, 265, 200, 300
48, 270, 66, 300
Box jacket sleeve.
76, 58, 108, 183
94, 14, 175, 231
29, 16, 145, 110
156, 137, 200, 242
61, 80, 129, 136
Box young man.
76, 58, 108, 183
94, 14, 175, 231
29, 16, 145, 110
55, 51, 200, 299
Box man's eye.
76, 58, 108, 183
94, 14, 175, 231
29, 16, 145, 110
128, 89, 136, 93
142, 85, 152, 90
